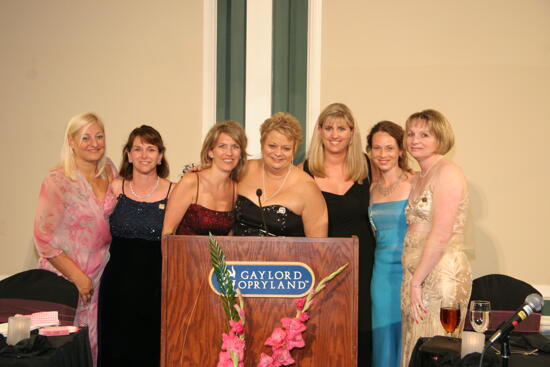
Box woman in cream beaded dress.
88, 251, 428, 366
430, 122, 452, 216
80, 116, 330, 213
400, 109, 472, 367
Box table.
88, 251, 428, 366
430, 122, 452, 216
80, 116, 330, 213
0, 327, 91, 367
410, 335, 550, 367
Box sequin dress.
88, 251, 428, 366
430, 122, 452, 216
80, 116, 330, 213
369, 200, 407, 367
400, 181, 471, 367
233, 195, 305, 236
97, 182, 171, 367
176, 173, 234, 235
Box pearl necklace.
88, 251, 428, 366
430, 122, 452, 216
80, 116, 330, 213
375, 172, 405, 197
129, 176, 160, 200
262, 163, 292, 202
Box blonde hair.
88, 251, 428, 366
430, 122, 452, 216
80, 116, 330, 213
405, 109, 455, 154
306, 103, 369, 182
260, 112, 302, 152
200, 121, 248, 181
60, 112, 107, 180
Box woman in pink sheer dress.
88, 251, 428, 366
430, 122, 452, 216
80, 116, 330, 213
33, 112, 117, 366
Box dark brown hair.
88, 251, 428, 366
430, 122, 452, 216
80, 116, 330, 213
119, 125, 169, 180
366, 120, 409, 171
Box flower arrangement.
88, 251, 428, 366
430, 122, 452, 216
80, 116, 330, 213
208, 234, 348, 367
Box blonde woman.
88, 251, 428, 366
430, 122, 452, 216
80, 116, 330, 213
163, 121, 247, 236
301, 103, 374, 366
234, 112, 328, 237
34, 113, 117, 366
400, 109, 471, 366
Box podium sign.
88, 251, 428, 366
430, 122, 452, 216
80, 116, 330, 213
160, 235, 358, 367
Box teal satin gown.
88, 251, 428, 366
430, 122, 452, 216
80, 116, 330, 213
369, 200, 408, 367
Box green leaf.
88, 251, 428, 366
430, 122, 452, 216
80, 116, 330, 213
208, 233, 239, 322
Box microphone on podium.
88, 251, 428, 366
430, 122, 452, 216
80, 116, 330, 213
256, 189, 270, 236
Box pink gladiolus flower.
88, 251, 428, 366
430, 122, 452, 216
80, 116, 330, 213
257, 353, 275, 367
264, 328, 287, 349
222, 333, 245, 360
217, 351, 233, 367
297, 312, 309, 322
295, 297, 306, 311
272, 347, 295, 366
230, 319, 244, 335
285, 330, 305, 349
280, 317, 306, 336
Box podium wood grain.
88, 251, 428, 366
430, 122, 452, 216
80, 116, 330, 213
161, 236, 358, 367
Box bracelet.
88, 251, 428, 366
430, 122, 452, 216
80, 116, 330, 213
411, 283, 423, 289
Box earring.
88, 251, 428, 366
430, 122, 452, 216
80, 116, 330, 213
129, 159, 133, 164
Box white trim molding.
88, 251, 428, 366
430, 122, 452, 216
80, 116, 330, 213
245, 0, 273, 158
306, 0, 322, 150
202, 0, 217, 139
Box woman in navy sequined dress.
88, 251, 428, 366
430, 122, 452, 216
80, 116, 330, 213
162, 121, 248, 236
98, 125, 173, 367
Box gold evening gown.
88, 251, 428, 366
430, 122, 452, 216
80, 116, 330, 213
400, 177, 472, 367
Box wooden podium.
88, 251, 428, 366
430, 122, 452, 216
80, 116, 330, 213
160, 235, 358, 367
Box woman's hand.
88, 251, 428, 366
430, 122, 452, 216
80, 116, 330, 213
73, 272, 94, 304
410, 283, 427, 323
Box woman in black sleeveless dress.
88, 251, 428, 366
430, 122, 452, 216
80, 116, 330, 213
98, 126, 173, 367
301, 103, 375, 366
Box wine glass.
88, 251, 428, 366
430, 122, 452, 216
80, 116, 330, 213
440, 300, 461, 337
470, 300, 491, 333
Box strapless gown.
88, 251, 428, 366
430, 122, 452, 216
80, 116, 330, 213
233, 195, 305, 236
369, 200, 407, 367
400, 185, 471, 367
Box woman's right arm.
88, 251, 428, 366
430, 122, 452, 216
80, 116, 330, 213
162, 174, 195, 235
34, 174, 93, 303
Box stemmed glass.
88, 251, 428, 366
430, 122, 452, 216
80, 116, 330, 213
440, 300, 461, 337
470, 300, 491, 333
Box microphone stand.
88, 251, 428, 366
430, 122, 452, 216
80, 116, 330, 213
500, 335, 510, 367
256, 189, 270, 237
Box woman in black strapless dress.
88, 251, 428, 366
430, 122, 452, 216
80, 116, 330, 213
98, 125, 173, 367
233, 112, 327, 238
301, 103, 375, 366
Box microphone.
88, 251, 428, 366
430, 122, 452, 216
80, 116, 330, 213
485, 293, 544, 348
256, 189, 269, 236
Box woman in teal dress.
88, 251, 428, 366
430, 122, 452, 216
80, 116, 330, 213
367, 121, 414, 367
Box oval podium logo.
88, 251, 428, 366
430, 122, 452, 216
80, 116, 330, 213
209, 261, 315, 298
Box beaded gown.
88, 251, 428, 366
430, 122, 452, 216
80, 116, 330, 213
369, 200, 407, 367
233, 195, 305, 236
400, 177, 471, 367
97, 182, 171, 367
176, 173, 234, 235
303, 160, 375, 366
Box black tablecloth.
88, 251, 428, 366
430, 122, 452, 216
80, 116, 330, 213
0, 327, 91, 367
410, 335, 550, 367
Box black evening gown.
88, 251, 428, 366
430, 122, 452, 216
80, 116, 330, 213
303, 160, 375, 367
233, 195, 305, 237
98, 183, 171, 367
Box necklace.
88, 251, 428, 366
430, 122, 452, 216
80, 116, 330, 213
419, 156, 444, 178
375, 172, 405, 197
129, 176, 160, 200
262, 163, 292, 202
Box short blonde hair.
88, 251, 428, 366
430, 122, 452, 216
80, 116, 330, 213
60, 112, 107, 180
260, 112, 302, 152
405, 109, 454, 154
200, 121, 248, 181
306, 103, 369, 182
